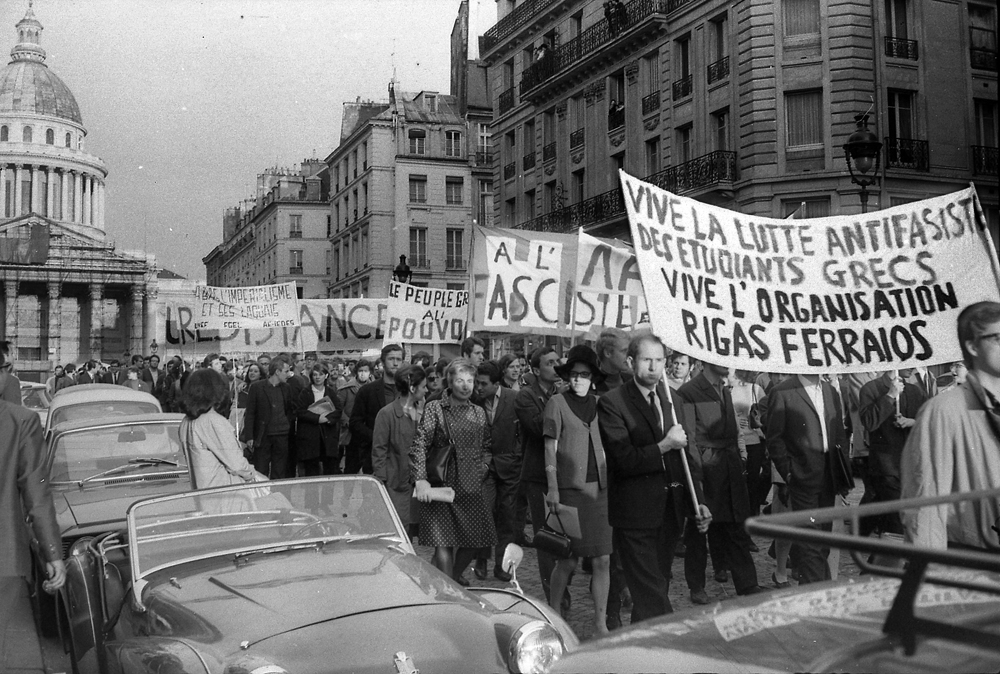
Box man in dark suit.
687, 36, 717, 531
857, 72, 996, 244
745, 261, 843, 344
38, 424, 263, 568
766, 373, 851, 584
514, 346, 564, 602
240, 356, 294, 479
77, 359, 100, 385
101, 359, 124, 385
598, 333, 711, 622
142, 354, 163, 397
475, 360, 521, 581
678, 364, 764, 603
349, 344, 404, 475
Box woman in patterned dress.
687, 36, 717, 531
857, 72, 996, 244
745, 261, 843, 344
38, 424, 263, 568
412, 358, 497, 582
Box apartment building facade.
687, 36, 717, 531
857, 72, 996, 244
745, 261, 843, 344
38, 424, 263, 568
203, 161, 331, 299
480, 0, 998, 242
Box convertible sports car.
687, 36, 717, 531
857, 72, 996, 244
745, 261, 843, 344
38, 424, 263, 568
29, 414, 190, 636
44, 384, 161, 437
62, 476, 577, 674
547, 488, 1000, 673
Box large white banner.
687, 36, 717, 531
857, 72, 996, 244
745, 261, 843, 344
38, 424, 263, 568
620, 170, 1000, 373
574, 230, 649, 335
192, 282, 300, 330
386, 281, 469, 343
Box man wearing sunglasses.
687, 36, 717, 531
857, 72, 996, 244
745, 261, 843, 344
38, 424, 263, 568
902, 301, 1000, 549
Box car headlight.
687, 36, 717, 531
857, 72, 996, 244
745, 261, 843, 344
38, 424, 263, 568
508, 620, 566, 674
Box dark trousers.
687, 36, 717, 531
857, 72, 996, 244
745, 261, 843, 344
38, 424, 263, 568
856, 455, 879, 536
513, 480, 530, 543
286, 429, 298, 478
301, 456, 342, 477
684, 520, 759, 593
481, 469, 519, 564
253, 434, 288, 480
790, 466, 835, 584
745, 442, 769, 513
613, 512, 683, 623
343, 443, 374, 475
524, 481, 554, 601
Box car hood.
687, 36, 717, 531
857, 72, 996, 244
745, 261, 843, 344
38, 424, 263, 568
141, 543, 502, 654
550, 572, 1000, 673
55, 474, 191, 534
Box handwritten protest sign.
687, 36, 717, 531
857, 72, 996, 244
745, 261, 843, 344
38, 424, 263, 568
574, 230, 649, 335
386, 282, 469, 343
162, 297, 388, 355
620, 170, 1000, 373
192, 282, 300, 330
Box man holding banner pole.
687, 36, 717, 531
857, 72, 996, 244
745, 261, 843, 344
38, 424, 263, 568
598, 333, 710, 622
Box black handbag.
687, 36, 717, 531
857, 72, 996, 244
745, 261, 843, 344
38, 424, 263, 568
533, 509, 574, 559
425, 409, 456, 487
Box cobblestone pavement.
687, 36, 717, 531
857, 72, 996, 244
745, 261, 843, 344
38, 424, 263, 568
415, 485, 865, 642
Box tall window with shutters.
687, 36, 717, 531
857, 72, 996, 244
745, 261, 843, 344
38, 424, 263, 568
784, 90, 823, 148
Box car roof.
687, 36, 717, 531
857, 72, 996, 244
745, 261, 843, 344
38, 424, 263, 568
50, 413, 183, 435
51, 383, 158, 404
20, 381, 47, 389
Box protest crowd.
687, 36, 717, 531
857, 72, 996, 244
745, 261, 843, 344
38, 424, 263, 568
8, 294, 998, 640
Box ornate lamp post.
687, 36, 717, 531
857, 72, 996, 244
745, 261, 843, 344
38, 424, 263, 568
149, 339, 158, 355
392, 255, 412, 285
843, 112, 883, 214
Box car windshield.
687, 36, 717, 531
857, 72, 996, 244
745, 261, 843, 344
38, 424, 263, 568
50, 400, 160, 428
128, 477, 403, 579
50, 422, 185, 483
22, 387, 51, 410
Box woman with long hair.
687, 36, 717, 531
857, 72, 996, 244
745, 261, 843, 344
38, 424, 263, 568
543, 345, 613, 635
411, 359, 496, 582
373, 365, 427, 533
179, 369, 258, 490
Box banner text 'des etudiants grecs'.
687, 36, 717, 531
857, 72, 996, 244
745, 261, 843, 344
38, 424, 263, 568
469, 226, 648, 336
620, 170, 1000, 373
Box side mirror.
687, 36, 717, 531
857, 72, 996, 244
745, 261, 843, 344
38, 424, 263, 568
501, 543, 524, 594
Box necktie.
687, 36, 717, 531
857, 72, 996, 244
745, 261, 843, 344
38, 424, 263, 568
648, 391, 662, 434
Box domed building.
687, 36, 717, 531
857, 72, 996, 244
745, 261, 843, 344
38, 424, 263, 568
0, 2, 158, 379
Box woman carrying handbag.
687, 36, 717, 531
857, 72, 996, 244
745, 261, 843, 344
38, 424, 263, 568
411, 359, 496, 583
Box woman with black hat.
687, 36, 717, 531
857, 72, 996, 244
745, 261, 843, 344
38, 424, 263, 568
543, 344, 613, 635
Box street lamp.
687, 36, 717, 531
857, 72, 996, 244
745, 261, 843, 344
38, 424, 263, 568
843, 112, 883, 214
392, 255, 412, 285
149, 339, 158, 355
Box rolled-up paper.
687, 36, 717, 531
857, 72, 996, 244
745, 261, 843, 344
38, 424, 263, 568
419, 486, 455, 503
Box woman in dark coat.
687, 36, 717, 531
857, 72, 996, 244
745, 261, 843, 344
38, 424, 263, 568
411, 358, 497, 582
295, 364, 341, 477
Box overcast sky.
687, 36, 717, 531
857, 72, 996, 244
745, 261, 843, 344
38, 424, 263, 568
0, 0, 493, 280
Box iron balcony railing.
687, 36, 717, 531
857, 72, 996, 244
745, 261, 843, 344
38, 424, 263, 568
971, 47, 997, 70
707, 56, 729, 84
608, 106, 625, 130
523, 151, 537, 171
514, 150, 736, 233
446, 257, 467, 270
481, 0, 559, 52
410, 256, 430, 269
499, 87, 515, 114
885, 36, 918, 60
289, 267, 304, 275
885, 137, 930, 171
519, 0, 678, 97
503, 162, 516, 181
672, 74, 692, 100
475, 149, 492, 166
641, 91, 660, 115
973, 145, 999, 176
570, 128, 585, 149
543, 142, 557, 161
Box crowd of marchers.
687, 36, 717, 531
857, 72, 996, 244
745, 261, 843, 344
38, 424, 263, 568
2, 300, 998, 640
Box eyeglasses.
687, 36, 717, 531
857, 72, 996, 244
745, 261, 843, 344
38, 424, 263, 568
977, 332, 1000, 345
568, 371, 593, 380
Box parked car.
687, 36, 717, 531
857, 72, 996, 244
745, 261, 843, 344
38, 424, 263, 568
20, 380, 51, 422
44, 384, 161, 437
62, 476, 577, 674
28, 413, 190, 637
546, 489, 1000, 674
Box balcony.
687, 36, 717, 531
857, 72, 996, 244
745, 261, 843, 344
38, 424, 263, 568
971, 47, 997, 70
608, 105, 625, 131
475, 149, 492, 166
973, 146, 999, 176
543, 142, 557, 162
672, 75, 692, 100
289, 230, 303, 239
514, 151, 737, 234
481, 0, 562, 53
523, 151, 537, 171
884, 137, 930, 171
503, 162, 517, 181
518, 0, 678, 103
289, 267, 304, 276
499, 86, 515, 114
641, 91, 660, 115
707, 56, 729, 84
446, 257, 467, 270
884, 36, 918, 60
570, 128, 585, 150
410, 256, 431, 269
